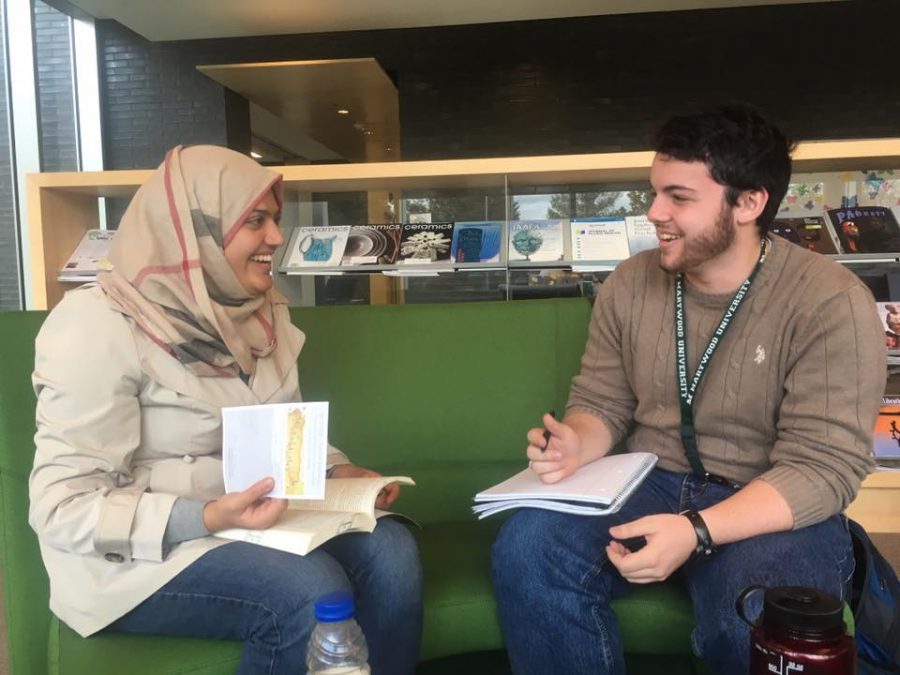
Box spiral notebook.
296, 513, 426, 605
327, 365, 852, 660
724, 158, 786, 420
472, 452, 657, 519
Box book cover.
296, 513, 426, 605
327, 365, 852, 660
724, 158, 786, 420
215, 476, 416, 556
341, 223, 403, 265
58, 228, 115, 281
625, 215, 658, 255
508, 220, 566, 262
826, 206, 900, 254
283, 226, 351, 268
873, 397, 900, 460
397, 222, 454, 263
770, 216, 839, 255
875, 302, 900, 356
450, 221, 503, 263
569, 218, 631, 262
472, 452, 657, 518
222, 401, 329, 499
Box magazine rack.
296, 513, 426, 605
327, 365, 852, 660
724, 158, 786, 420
26, 138, 900, 311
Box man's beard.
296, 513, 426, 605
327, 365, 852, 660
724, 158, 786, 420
659, 203, 736, 274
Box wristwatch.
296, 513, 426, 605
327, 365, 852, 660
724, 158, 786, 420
680, 509, 716, 559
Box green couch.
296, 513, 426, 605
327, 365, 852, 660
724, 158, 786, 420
1, 298, 706, 674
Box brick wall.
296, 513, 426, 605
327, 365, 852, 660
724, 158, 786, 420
95, 2, 900, 169
34, 0, 78, 172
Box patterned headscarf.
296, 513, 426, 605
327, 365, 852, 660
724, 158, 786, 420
97, 145, 296, 382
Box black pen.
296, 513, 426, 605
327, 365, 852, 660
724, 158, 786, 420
541, 410, 556, 452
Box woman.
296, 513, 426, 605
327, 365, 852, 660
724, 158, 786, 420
28, 145, 423, 674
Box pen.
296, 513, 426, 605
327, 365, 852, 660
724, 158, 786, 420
541, 410, 556, 452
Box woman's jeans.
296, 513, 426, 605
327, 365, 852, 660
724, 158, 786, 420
492, 467, 854, 675
107, 518, 423, 675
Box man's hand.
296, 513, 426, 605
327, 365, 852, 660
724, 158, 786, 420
330, 463, 401, 509
605, 514, 697, 583
525, 412, 584, 483
202, 477, 287, 533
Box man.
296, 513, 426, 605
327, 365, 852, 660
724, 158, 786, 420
492, 104, 886, 674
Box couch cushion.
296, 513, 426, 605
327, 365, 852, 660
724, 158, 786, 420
53, 619, 241, 675
416, 520, 696, 661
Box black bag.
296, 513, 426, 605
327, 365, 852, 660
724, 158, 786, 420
847, 518, 900, 674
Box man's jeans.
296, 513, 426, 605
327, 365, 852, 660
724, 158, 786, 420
492, 467, 854, 675
107, 518, 423, 675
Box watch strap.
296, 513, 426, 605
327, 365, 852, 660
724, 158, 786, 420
681, 509, 716, 559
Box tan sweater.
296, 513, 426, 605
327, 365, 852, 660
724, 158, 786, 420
567, 237, 886, 528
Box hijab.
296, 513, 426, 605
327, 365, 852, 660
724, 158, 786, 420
97, 145, 299, 386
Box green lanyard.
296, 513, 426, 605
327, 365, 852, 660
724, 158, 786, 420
675, 238, 767, 476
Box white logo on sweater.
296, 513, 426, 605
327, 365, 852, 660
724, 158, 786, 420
754, 345, 766, 364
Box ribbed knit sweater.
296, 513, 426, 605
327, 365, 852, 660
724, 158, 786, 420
567, 237, 886, 528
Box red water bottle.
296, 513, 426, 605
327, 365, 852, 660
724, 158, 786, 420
737, 585, 856, 674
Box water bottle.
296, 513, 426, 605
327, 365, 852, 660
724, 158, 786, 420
737, 585, 856, 675
306, 591, 370, 675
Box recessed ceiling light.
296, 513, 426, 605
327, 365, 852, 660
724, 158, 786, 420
336, 108, 350, 115
250, 151, 262, 159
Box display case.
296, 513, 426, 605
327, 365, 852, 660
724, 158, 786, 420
26, 139, 900, 309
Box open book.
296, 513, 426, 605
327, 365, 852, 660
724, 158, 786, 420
472, 452, 657, 519
215, 476, 415, 556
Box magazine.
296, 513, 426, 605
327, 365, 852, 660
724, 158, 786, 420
769, 216, 839, 254
472, 452, 657, 519
826, 206, 900, 254
874, 397, 900, 462
397, 222, 455, 263
569, 218, 631, 262
282, 226, 351, 268
341, 223, 403, 266
58, 228, 115, 281
507, 220, 566, 263
450, 221, 503, 263
625, 215, 658, 255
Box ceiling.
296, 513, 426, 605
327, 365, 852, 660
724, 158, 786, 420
199, 59, 400, 163
57, 0, 840, 164
60, 0, 837, 42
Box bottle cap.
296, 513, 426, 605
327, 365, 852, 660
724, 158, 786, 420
762, 586, 845, 635
314, 591, 356, 622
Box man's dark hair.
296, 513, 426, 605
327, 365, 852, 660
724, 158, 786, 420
650, 104, 795, 235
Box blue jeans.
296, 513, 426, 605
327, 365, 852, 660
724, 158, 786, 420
492, 467, 854, 675
106, 518, 423, 675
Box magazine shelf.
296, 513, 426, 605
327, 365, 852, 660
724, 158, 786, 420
27, 137, 900, 310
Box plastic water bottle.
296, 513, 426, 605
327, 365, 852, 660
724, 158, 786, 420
306, 591, 370, 674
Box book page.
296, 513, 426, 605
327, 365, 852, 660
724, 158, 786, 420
222, 402, 329, 499
215, 509, 375, 556
292, 476, 415, 515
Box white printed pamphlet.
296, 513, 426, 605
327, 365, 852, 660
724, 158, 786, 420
570, 218, 631, 261
222, 401, 329, 499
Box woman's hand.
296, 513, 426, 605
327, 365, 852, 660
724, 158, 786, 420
329, 464, 401, 509
202, 477, 287, 533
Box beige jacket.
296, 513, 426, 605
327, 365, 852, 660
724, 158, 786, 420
29, 286, 349, 636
